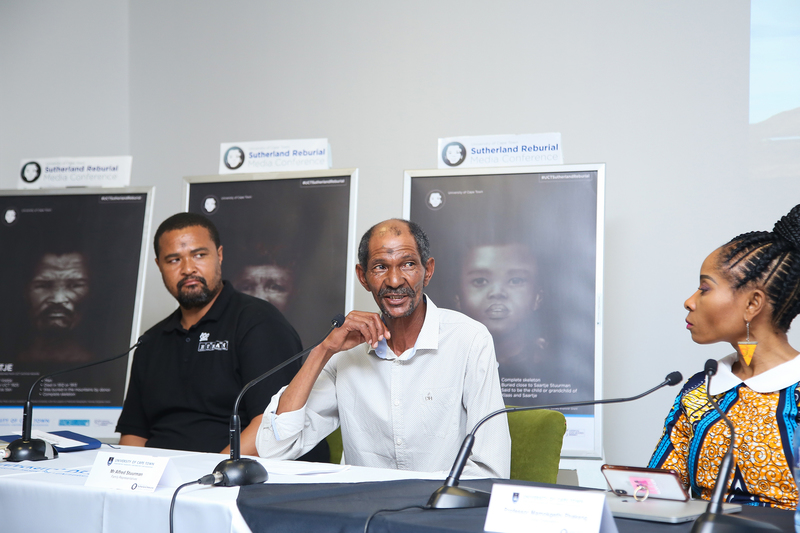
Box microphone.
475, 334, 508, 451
690, 359, 781, 533
3, 335, 149, 462
427, 371, 684, 509
211, 313, 346, 487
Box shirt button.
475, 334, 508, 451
396, 438, 402, 445
185, 337, 191, 343
394, 399, 400, 406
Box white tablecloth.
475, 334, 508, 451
0, 445, 441, 533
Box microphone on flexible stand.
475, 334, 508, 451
426, 371, 684, 509
211, 313, 346, 487
3, 335, 149, 462
689, 359, 781, 533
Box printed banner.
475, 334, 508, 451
18, 156, 132, 189
0, 407, 123, 439
185, 170, 358, 349
437, 133, 562, 169
0, 189, 152, 438
219, 138, 331, 174
405, 165, 604, 457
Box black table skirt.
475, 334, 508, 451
237, 479, 794, 533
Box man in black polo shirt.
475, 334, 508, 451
116, 213, 326, 459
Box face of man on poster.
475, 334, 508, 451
456, 243, 542, 340
356, 222, 435, 321
155, 225, 224, 310
235, 264, 295, 313
27, 252, 90, 335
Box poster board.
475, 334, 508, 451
183, 170, 358, 348
0, 188, 153, 438
404, 164, 604, 457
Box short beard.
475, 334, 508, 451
377, 286, 417, 318
176, 276, 221, 309
34, 303, 77, 334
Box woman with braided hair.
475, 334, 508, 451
649, 204, 800, 510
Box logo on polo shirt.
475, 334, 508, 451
197, 332, 229, 352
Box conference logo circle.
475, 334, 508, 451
441, 142, 466, 167
202, 195, 220, 215
426, 190, 445, 210
3, 207, 19, 226
20, 161, 41, 183
224, 146, 245, 170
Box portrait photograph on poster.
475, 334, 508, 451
0, 189, 152, 412
404, 164, 604, 456
184, 170, 358, 349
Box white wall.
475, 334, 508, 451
3, 0, 799, 477
0, 1, 129, 173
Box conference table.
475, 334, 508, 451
0, 445, 792, 533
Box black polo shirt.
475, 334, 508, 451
116, 281, 302, 453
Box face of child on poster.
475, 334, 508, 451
456, 243, 543, 360
234, 263, 295, 313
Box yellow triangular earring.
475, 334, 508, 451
738, 321, 757, 365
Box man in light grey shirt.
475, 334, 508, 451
255, 219, 510, 478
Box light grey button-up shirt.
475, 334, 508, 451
256, 297, 511, 478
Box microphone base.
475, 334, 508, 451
4, 438, 58, 462
212, 458, 268, 487
691, 512, 782, 533
426, 484, 491, 509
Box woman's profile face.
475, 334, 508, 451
457, 244, 541, 337
684, 248, 750, 345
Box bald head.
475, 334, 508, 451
357, 219, 431, 270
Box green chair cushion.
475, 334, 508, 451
326, 426, 344, 464
507, 408, 566, 483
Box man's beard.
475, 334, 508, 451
377, 286, 418, 318
34, 303, 78, 335
177, 275, 221, 309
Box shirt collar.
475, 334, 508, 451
160, 280, 233, 333
371, 295, 440, 361
708, 352, 800, 394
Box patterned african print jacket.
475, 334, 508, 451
648, 353, 800, 510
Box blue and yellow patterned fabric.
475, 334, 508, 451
649, 364, 799, 510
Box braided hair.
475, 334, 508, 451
719, 204, 800, 332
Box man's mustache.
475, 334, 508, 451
39, 302, 74, 318
378, 287, 415, 298
178, 275, 208, 290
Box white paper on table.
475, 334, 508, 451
265, 461, 351, 476
31, 430, 86, 449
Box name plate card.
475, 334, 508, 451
437, 133, 562, 169
85, 452, 181, 493
484, 484, 618, 533
219, 138, 331, 174
18, 156, 132, 189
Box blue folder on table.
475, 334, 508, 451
0, 430, 102, 452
